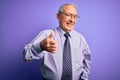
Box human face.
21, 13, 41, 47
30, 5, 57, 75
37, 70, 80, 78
57, 5, 78, 32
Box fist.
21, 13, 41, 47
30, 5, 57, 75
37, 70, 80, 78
40, 31, 57, 53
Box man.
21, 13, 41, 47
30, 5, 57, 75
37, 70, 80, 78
23, 3, 91, 80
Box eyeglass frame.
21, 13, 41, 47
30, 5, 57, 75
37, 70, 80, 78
59, 12, 80, 19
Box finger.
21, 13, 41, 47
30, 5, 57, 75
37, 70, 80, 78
51, 51, 56, 53
49, 48, 56, 53
48, 31, 54, 39
47, 47, 56, 53
50, 47, 56, 51
50, 45, 57, 48
50, 40, 56, 45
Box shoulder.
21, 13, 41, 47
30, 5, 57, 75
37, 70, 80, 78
74, 30, 88, 47
38, 29, 54, 36
39, 29, 52, 34
72, 30, 88, 43
72, 30, 85, 39
37, 28, 58, 37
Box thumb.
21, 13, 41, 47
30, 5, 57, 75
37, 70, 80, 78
48, 31, 54, 39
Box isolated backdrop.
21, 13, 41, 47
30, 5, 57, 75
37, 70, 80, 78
0, 0, 120, 80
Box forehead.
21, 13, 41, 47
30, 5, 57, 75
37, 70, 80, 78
62, 5, 77, 14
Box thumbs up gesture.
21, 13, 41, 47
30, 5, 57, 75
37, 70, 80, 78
40, 31, 57, 53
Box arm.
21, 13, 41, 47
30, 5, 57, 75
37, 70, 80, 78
80, 39, 91, 80
23, 30, 47, 61
23, 30, 57, 62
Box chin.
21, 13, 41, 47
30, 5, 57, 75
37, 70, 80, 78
64, 26, 74, 32
68, 27, 74, 31
66, 28, 73, 32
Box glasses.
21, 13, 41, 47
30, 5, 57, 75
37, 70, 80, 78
59, 12, 79, 19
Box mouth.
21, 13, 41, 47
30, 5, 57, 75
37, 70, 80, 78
67, 22, 74, 26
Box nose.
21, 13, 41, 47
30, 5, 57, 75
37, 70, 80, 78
69, 17, 75, 23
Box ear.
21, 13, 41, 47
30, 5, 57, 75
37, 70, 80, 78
56, 13, 60, 21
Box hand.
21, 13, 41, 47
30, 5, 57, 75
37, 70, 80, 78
40, 31, 57, 53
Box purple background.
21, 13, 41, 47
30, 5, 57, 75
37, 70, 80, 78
0, 0, 120, 80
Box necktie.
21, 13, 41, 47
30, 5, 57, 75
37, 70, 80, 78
61, 32, 72, 80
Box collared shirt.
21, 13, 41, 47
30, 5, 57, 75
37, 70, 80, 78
23, 27, 91, 80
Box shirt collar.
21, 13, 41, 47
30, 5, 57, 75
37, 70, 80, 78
57, 26, 73, 38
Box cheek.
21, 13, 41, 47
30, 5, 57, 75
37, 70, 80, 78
63, 18, 67, 22
61, 19, 67, 25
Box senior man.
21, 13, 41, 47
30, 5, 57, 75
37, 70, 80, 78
23, 3, 91, 80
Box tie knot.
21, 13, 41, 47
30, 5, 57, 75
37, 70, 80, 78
64, 32, 70, 38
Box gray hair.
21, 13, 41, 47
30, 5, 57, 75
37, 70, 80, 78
58, 3, 78, 13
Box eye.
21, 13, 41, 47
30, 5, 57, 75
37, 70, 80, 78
65, 13, 71, 17
59, 12, 79, 19
74, 15, 79, 18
